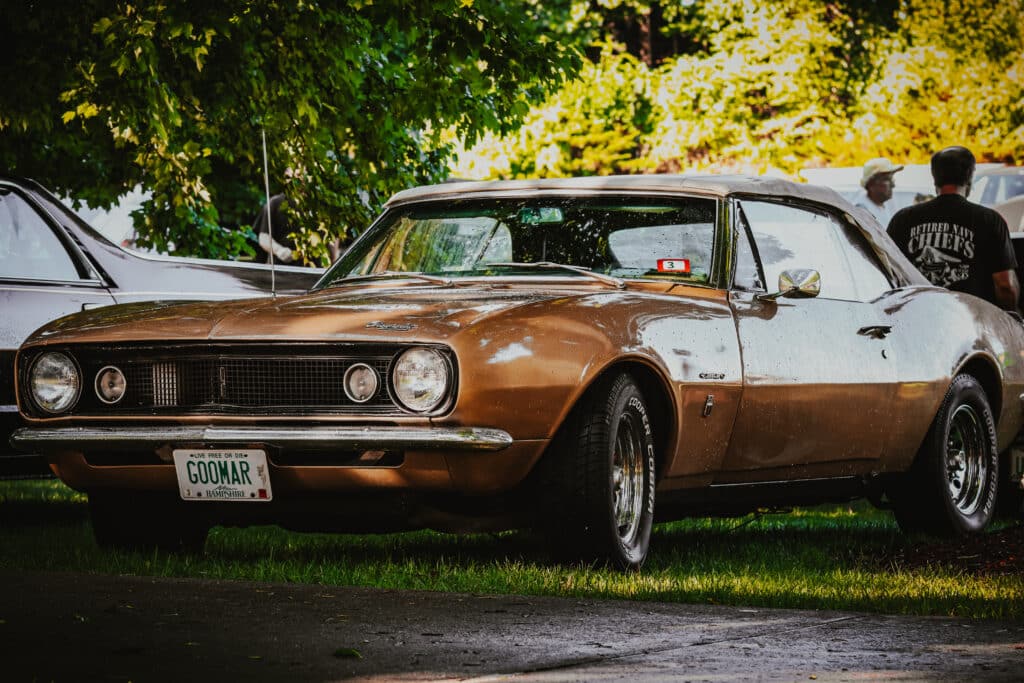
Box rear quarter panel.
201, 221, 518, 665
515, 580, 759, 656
880, 286, 1024, 470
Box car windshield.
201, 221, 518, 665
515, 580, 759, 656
318, 195, 717, 288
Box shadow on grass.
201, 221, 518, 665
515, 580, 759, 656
209, 525, 566, 568
670, 523, 899, 570
1, 489, 1020, 618
0, 479, 912, 578
0, 498, 88, 526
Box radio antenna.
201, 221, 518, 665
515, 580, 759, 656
261, 127, 276, 297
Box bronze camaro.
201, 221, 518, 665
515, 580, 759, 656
11, 175, 1024, 569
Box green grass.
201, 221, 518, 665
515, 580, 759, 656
1, 479, 1021, 620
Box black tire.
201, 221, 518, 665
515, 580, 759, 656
892, 374, 999, 536
89, 491, 209, 553
540, 373, 656, 570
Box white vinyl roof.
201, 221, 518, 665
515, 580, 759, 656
387, 174, 853, 210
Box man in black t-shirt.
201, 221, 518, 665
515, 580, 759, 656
887, 146, 1019, 311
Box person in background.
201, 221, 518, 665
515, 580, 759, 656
253, 193, 298, 264
887, 145, 1019, 312
854, 157, 903, 226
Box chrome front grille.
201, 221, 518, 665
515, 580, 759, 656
124, 356, 395, 410
152, 362, 178, 407
26, 343, 443, 417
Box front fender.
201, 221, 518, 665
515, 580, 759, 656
442, 287, 743, 482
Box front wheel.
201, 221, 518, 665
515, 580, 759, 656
892, 374, 999, 536
541, 373, 657, 570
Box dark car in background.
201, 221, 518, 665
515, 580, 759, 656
1, 174, 323, 476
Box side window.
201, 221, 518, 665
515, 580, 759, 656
834, 220, 893, 301
739, 200, 860, 301
732, 214, 764, 291
0, 190, 82, 281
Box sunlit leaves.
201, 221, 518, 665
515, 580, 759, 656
458, 0, 1022, 180
847, 0, 1024, 163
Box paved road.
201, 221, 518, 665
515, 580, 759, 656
1, 571, 1021, 681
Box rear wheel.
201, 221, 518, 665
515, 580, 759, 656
89, 491, 209, 553
540, 373, 656, 570
892, 374, 999, 536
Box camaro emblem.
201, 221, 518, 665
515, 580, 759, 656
366, 321, 417, 331
699, 372, 726, 380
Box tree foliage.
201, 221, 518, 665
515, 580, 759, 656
4, 0, 1022, 260
455, 0, 1023, 180
0, 0, 578, 262
845, 0, 1024, 164
455, 45, 655, 178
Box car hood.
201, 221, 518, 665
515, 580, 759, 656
25, 283, 613, 346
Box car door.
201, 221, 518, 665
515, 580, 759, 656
721, 198, 898, 481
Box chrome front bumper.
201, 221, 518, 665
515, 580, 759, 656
10, 425, 513, 453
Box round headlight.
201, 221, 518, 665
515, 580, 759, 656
344, 363, 379, 403
95, 365, 127, 404
29, 352, 81, 414
392, 347, 450, 413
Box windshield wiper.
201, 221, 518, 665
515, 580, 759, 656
487, 262, 626, 289
330, 271, 454, 288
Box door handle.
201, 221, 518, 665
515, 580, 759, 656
857, 324, 892, 339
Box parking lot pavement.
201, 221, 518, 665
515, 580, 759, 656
1, 570, 1021, 682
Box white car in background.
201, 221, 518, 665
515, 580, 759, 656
3, 175, 322, 477
976, 167, 1024, 232
995, 196, 1024, 232
973, 166, 1024, 208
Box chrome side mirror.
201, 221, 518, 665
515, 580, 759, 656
757, 269, 821, 301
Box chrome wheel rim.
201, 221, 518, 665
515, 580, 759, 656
612, 411, 645, 546
946, 404, 988, 517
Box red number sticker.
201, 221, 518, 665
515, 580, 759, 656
657, 258, 691, 274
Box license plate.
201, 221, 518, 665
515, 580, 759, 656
1012, 448, 1024, 490
172, 449, 273, 502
